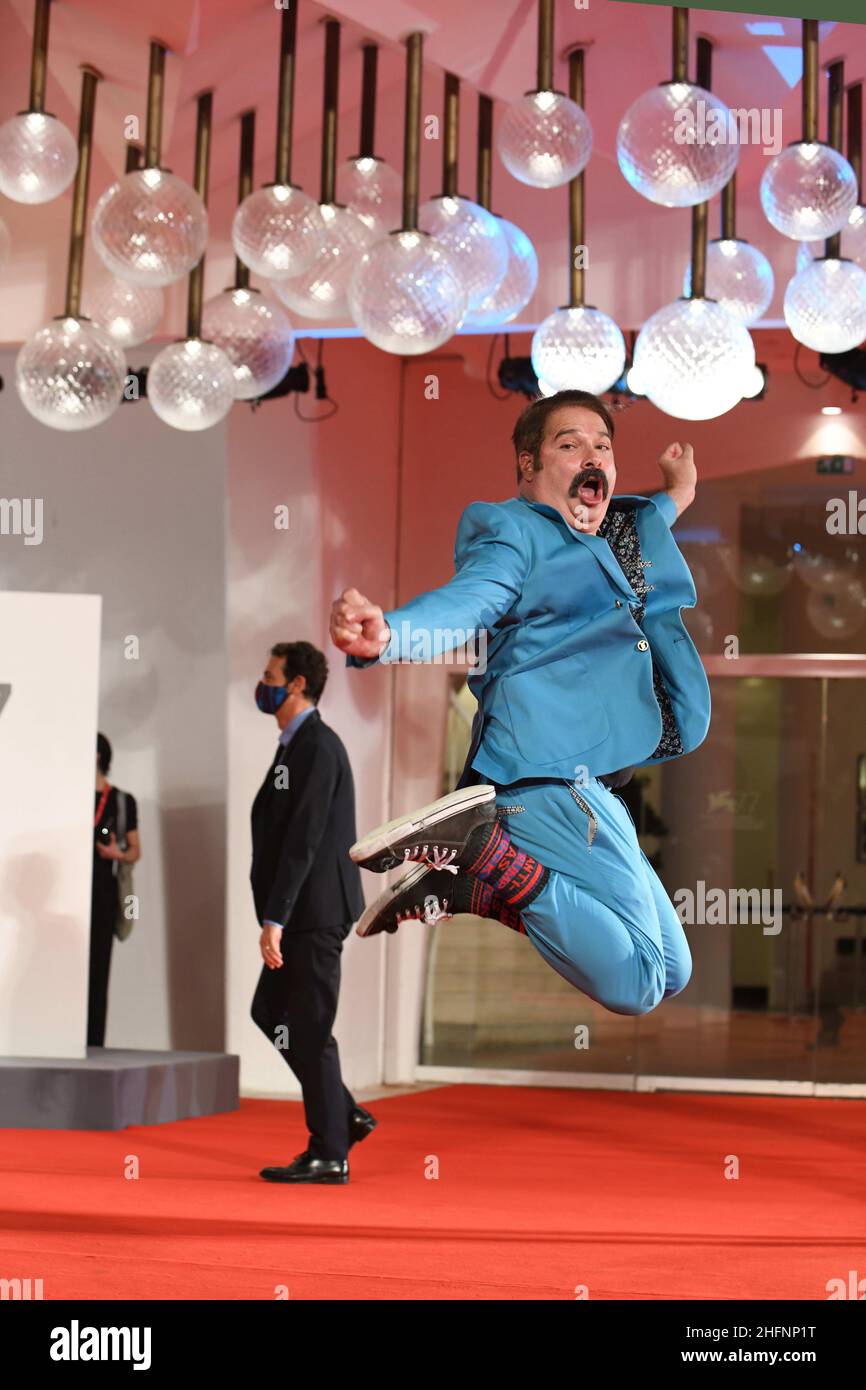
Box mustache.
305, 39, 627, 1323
569, 467, 610, 500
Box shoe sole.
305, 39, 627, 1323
259, 1172, 349, 1184
350, 784, 496, 866
356, 862, 431, 938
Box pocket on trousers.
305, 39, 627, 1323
502, 651, 610, 764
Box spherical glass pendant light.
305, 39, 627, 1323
633, 297, 755, 420
761, 142, 857, 240
618, 83, 739, 208
498, 91, 592, 189
84, 274, 164, 348
465, 218, 539, 328
16, 315, 126, 430
348, 230, 467, 355
0, 110, 78, 204
806, 585, 866, 640
783, 256, 866, 353
148, 337, 236, 430
797, 202, 866, 271
532, 306, 626, 395
92, 167, 208, 287
683, 238, 774, 324
232, 183, 325, 282
741, 363, 766, 398
201, 287, 295, 399
339, 155, 402, 235
418, 195, 508, 309
275, 202, 374, 320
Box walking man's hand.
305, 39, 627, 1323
330, 588, 391, 660
260, 923, 283, 970
657, 442, 696, 518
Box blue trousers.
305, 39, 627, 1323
494, 776, 691, 1016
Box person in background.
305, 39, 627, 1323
250, 641, 374, 1186
90, 732, 140, 1047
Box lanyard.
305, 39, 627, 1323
94, 783, 111, 828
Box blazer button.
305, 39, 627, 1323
614, 599, 623, 607
636, 639, 649, 652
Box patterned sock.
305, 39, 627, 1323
461, 821, 549, 913
451, 874, 527, 934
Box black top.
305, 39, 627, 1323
250, 709, 365, 932
94, 786, 138, 880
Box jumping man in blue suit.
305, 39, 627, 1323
329, 389, 711, 1017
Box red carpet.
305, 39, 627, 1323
1, 1085, 863, 1300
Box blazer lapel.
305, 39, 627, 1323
520, 496, 639, 603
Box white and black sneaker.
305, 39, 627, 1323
350, 784, 497, 875
356, 864, 464, 938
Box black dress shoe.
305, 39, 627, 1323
259, 1150, 349, 1184
349, 1106, 377, 1146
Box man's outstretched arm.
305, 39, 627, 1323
330, 501, 527, 666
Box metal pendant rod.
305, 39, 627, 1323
442, 72, 459, 197
321, 18, 341, 205
235, 110, 255, 288
476, 93, 493, 210
537, 0, 554, 92
186, 89, 213, 340
358, 43, 378, 159
275, 0, 298, 186
28, 0, 52, 114
672, 7, 689, 84
65, 66, 102, 319
401, 32, 423, 232
802, 19, 819, 143
568, 48, 585, 308
825, 59, 845, 259
848, 81, 863, 203
145, 41, 167, 168
721, 173, 736, 239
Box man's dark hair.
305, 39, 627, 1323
512, 389, 616, 483
96, 732, 112, 775
271, 641, 328, 704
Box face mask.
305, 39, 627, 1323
255, 681, 289, 714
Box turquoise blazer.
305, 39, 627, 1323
351, 491, 711, 784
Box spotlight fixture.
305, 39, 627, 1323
819, 345, 866, 395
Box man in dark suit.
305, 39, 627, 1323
250, 641, 372, 1185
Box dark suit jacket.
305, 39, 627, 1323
250, 709, 365, 932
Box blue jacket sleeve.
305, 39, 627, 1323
649, 490, 678, 529
347, 502, 526, 667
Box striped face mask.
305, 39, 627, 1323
255, 681, 289, 714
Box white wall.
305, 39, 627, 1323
0, 345, 228, 1052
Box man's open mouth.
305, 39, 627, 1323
570, 469, 608, 506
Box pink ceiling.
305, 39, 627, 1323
2, 1, 866, 341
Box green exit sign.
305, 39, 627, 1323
817, 455, 856, 475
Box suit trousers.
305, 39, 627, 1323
87, 867, 118, 1047
250, 923, 357, 1161
496, 776, 692, 1016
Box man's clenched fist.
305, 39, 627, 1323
330, 587, 391, 660
657, 441, 696, 518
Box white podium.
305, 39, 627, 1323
0, 590, 101, 1059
